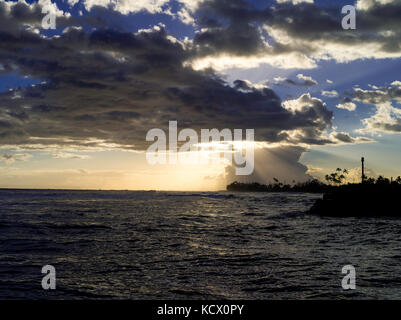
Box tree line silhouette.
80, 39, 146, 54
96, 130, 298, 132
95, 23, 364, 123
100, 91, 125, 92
227, 168, 401, 193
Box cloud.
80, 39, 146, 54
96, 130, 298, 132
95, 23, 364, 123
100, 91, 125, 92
273, 74, 318, 86
68, 0, 80, 6
281, 93, 334, 145
83, 0, 170, 14
277, 0, 314, 4
9, 0, 401, 72
0, 0, 392, 190
0, 0, 373, 173
0, 153, 32, 163
0, 9, 340, 153
225, 146, 313, 185
349, 82, 401, 105
81, 0, 202, 24
356, 0, 395, 11
0, 0, 108, 38
177, 8, 195, 25
344, 82, 401, 134
332, 132, 355, 143
330, 132, 374, 144
336, 102, 357, 111
52, 152, 90, 159
296, 74, 318, 86
321, 90, 339, 98
305, 165, 322, 174
188, 0, 401, 70
358, 102, 401, 134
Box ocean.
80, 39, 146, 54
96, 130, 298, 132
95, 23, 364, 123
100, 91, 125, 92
1, 189, 400, 299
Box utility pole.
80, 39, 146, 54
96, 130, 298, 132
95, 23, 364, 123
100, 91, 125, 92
361, 157, 365, 184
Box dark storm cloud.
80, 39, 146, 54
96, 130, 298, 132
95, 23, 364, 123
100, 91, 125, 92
0, 1, 338, 151
194, 23, 264, 56
0, 0, 42, 33
192, 0, 269, 57
190, 0, 401, 63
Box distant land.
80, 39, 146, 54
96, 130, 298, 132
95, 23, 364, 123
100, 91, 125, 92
227, 169, 401, 217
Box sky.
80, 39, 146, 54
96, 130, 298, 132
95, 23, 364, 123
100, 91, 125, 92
1, 0, 401, 190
